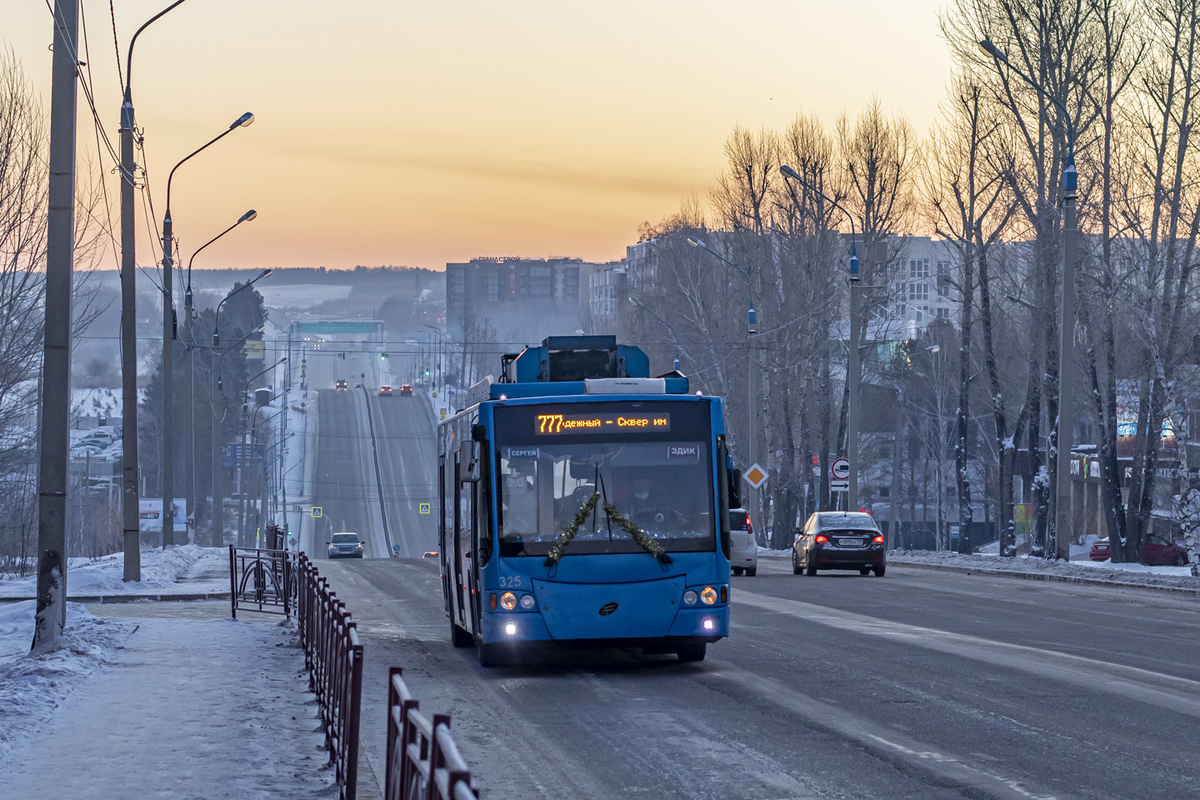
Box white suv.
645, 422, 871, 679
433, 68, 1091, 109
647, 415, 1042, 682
729, 508, 758, 576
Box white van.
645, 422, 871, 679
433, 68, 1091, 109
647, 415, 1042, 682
729, 508, 758, 576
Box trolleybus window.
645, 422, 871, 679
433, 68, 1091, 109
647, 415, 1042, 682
494, 402, 715, 558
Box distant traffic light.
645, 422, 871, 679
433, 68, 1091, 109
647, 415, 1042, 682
381, 352, 389, 360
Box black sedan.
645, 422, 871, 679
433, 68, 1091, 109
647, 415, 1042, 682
792, 511, 886, 577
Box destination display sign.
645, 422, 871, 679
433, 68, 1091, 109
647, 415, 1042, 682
535, 412, 671, 435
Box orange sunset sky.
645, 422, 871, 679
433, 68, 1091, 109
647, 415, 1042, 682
6, 1, 952, 272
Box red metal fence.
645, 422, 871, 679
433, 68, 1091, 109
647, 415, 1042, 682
385, 667, 479, 800
297, 552, 364, 800
229, 546, 297, 618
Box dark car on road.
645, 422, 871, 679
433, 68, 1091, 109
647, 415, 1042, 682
399, 384, 413, 396
379, 384, 393, 397
792, 511, 886, 576
327, 532, 364, 558
335, 379, 348, 391
1090, 535, 1189, 566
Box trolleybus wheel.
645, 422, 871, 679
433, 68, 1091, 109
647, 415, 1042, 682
477, 641, 506, 667
676, 643, 706, 663
450, 619, 473, 648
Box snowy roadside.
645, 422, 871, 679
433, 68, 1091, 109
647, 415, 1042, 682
887, 548, 1200, 592
0, 546, 336, 799
0, 544, 229, 600
0, 601, 134, 762
755, 545, 1200, 593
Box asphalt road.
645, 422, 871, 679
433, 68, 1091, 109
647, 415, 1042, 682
369, 391, 437, 558
315, 555, 1200, 800
310, 387, 436, 561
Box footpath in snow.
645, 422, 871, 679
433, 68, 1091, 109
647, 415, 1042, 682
0, 544, 230, 600
0, 549, 338, 800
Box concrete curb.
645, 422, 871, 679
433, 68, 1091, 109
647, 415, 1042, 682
0, 591, 232, 604
890, 559, 1200, 597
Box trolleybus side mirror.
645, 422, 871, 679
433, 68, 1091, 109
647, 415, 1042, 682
459, 440, 481, 483
729, 468, 743, 509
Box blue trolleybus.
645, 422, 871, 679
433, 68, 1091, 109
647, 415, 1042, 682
438, 335, 738, 666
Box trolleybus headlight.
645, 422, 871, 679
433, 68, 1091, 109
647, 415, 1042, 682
683, 590, 698, 605
700, 586, 718, 605
703, 618, 715, 631
505, 622, 517, 636
500, 591, 517, 610
519, 594, 536, 610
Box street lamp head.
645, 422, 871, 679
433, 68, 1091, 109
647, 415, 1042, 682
926, 344, 941, 353
239, 209, 258, 224
231, 112, 255, 129
686, 236, 704, 248
978, 39, 1007, 62
258, 268, 272, 279
780, 164, 801, 181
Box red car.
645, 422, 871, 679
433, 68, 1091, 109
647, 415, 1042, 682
1090, 535, 1190, 566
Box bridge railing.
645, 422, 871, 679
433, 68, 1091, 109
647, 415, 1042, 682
298, 552, 364, 800
385, 667, 479, 800
229, 545, 296, 618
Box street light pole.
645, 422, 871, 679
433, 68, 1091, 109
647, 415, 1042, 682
628, 296, 681, 371
686, 236, 759, 531
184, 211, 257, 543
119, 0, 191, 581
211, 267, 271, 545
779, 165, 863, 512
238, 358, 284, 547
160, 112, 254, 550
980, 39, 1077, 561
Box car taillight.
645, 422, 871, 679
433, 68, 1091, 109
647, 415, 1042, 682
814, 534, 828, 543
872, 535, 884, 544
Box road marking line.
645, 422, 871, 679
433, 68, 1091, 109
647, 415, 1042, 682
733, 591, 1200, 717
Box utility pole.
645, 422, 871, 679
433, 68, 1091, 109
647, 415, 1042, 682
161, 213, 175, 548
33, 0, 80, 645
848, 246, 862, 512
1054, 165, 1078, 562
119, 69, 141, 581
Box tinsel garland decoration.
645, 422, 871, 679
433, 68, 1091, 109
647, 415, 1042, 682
603, 502, 673, 565
543, 492, 600, 566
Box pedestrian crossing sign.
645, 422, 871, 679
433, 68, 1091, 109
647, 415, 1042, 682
311, 506, 323, 518
419, 503, 431, 515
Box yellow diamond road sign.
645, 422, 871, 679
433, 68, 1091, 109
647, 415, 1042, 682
744, 464, 767, 489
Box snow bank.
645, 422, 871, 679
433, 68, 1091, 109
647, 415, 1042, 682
889, 548, 1200, 591
0, 600, 134, 760
0, 544, 227, 598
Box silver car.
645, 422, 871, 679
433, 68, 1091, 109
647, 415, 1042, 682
327, 531, 364, 559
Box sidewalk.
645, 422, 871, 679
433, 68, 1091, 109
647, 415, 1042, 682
1, 602, 336, 800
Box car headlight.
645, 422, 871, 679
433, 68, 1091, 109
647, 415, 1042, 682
683, 590, 698, 605
700, 586, 718, 605
500, 591, 517, 610
519, 594, 536, 610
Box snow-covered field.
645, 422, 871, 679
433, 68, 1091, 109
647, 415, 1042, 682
0, 544, 229, 598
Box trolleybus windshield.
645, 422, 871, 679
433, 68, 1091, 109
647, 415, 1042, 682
493, 401, 715, 558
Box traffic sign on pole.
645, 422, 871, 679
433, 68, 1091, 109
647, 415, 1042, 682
831, 458, 851, 481
744, 463, 768, 489
829, 479, 850, 493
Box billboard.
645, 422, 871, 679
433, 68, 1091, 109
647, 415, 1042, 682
139, 498, 187, 533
